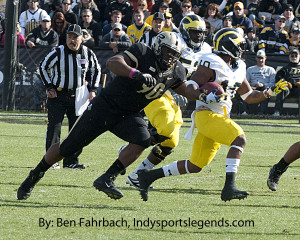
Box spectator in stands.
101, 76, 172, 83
139, 12, 164, 46
163, 12, 178, 32
19, 0, 50, 37
51, 11, 69, 45
51, 0, 63, 14
204, 20, 213, 46
273, 48, 300, 116
283, 4, 300, 33
245, 27, 258, 52
81, 28, 95, 48
258, 0, 286, 24
258, 15, 289, 54
102, 10, 127, 36
73, 0, 101, 23
253, 15, 265, 34
231, 1, 253, 33
288, 26, 300, 51
244, 50, 276, 115
222, 15, 233, 28
136, 0, 151, 20
222, 0, 246, 16
245, 0, 259, 22
145, 2, 169, 26
59, 0, 78, 24
104, 0, 134, 27
151, 0, 182, 17
127, 9, 151, 43
204, 3, 223, 33
99, 22, 131, 52
0, 14, 4, 40
94, 0, 108, 25
79, 8, 101, 46
26, 14, 59, 48
1, 22, 26, 45
173, 0, 193, 28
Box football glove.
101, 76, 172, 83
172, 93, 188, 107
199, 88, 224, 104
131, 70, 156, 87
263, 79, 289, 98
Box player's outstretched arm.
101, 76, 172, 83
238, 78, 288, 104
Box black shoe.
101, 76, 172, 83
221, 186, 249, 202
93, 174, 123, 200
137, 170, 154, 201
63, 163, 86, 169
17, 170, 44, 200
267, 165, 284, 191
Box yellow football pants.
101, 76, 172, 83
144, 94, 183, 149
189, 110, 245, 168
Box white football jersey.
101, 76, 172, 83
178, 34, 212, 79
195, 53, 246, 117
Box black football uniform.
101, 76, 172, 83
59, 43, 186, 157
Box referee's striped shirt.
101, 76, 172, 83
39, 45, 101, 91
138, 30, 159, 47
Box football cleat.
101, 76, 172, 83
93, 174, 123, 200
267, 165, 286, 191
126, 173, 140, 188
17, 170, 45, 200
63, 163, 86, 169
221, 186, 249, 202
50, 162, 60, 169
137, 170, 154, 201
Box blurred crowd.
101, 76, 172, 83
0, 0, 299, 54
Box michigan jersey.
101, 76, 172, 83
195, 53, 246, 117
179, 35, 212, 79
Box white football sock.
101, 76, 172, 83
226, 158, 240, 173
133, 158, 156, 173
162, 161, 180, 177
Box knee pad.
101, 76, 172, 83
151, 144, 173, 161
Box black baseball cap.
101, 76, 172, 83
289, 48, 299, 55
67, 24, 83, 36
153, 12, 165, 21
159, 3, 169, 8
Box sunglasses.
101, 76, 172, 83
182, 5, 191, 8
62, 2, 71, 5
114, 28, 121, 31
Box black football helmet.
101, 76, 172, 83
213, 28, 246, 60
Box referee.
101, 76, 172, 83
39, 24, 101, 169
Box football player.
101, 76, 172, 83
137, 28, 289, 202
17, 32, 197, 201
124, 14, 212, 189
267, 141, 300, 191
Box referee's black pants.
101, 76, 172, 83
46, 91, 82, 166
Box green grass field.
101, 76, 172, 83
0, 115, 299, 240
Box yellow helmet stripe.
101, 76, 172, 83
215, 31, 244, 50
184, 16, 205, 30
